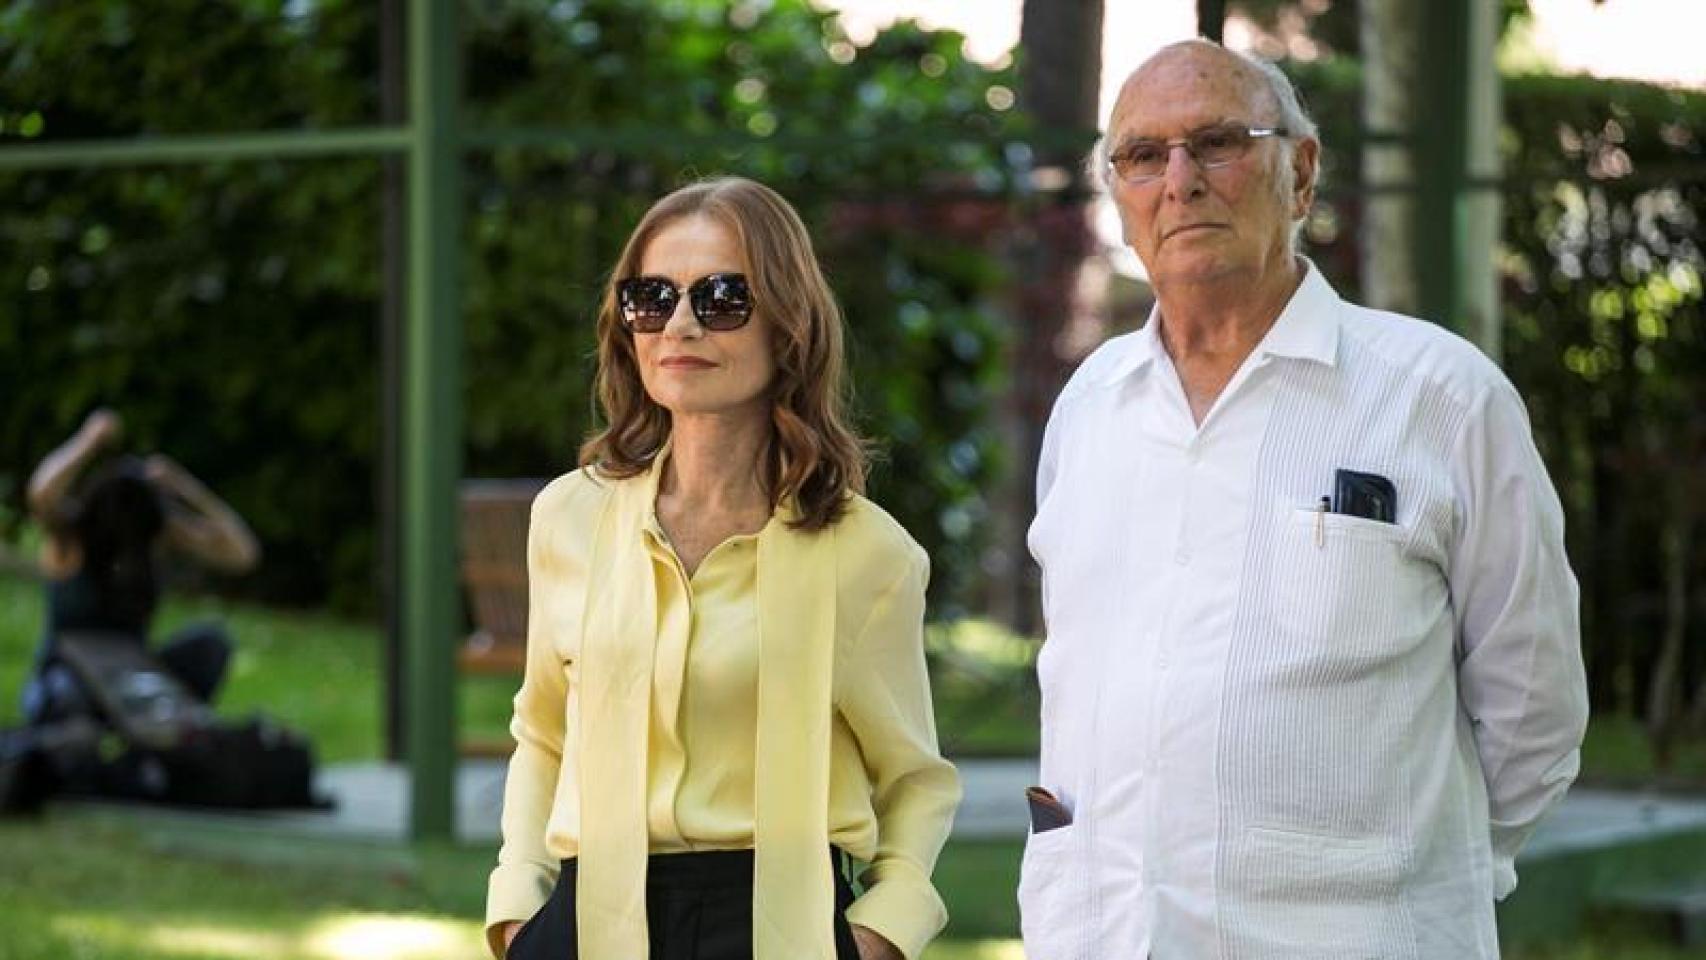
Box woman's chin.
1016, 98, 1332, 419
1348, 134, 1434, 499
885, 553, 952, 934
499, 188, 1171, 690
653, 394, 769, 422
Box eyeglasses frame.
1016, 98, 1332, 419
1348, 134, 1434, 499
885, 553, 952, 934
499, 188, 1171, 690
1106, 124, 1291, 186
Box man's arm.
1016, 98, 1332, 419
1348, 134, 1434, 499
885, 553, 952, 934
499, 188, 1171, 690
1449, 381, 1590, 899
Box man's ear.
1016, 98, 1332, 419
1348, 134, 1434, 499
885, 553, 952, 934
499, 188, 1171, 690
1291, 136, 1321, 217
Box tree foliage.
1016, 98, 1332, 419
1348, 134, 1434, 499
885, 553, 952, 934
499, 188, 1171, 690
1227, 0, 1532, 57
0, 0, 1023, 615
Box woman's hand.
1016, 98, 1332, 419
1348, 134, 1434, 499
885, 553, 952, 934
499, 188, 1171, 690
143, 453, 188, 492
80, 408, 122, 450
144, 452, 262, 572
28, 408, 123, 521
500, 920, 524, 955
851, 924, 904, 960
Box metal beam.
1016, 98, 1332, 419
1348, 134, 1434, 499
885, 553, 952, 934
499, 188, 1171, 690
0, 127, 408, 170
403, 0, 462, 841
1461, 0, 1504, 361
0, 123, 1062, 173
379, 0, 407, 764
1414, 0, 1501, 358
1414, 0, 1468, 333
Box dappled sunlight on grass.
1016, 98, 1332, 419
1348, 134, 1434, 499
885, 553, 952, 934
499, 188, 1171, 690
141, 924, 293, 957
927, 617, 1036, 668
50, 910, 483, 960
924, 939, 1027, 960
305, 913, 484, 959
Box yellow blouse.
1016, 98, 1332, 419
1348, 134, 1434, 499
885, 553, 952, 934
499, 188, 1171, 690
485, 462, 961, 960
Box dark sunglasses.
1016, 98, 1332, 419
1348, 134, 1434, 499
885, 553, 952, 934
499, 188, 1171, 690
617, 272, 755, 334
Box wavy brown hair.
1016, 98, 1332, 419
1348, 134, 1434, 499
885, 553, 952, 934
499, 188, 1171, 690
579, 177, 867, 531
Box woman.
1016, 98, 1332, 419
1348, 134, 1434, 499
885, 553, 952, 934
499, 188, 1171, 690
485, 177, 960, 960
20, 409, 260, 724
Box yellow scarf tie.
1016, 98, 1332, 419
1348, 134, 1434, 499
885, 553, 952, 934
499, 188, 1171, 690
576, 468, 840, 959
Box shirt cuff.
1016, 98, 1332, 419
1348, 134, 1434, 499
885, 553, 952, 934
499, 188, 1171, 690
485, 861, 557, 958
1491, 854, 1518, 901
844, 862, 948, 960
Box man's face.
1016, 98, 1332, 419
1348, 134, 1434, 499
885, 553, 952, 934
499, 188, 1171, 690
1105, 47, 1316, 289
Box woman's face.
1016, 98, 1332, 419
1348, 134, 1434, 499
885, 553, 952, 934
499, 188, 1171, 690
631, 215, 778, 422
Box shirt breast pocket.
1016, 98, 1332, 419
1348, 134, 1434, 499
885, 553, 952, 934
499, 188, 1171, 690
1268, 505, 1440, 657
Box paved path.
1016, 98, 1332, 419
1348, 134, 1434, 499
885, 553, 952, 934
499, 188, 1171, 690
233, 758, 1706, 860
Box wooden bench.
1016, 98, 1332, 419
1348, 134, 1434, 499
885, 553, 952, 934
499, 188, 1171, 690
458, 478, 547, 755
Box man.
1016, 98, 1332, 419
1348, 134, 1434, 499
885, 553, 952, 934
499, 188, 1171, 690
1021, 40, 1588, 959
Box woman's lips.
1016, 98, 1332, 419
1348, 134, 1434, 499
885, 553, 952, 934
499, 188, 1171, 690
660, 357, 716, 370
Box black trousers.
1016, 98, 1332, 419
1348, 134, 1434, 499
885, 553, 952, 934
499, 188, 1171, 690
505, 848, 861, 960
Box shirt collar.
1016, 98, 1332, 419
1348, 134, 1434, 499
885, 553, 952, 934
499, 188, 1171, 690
1098, 308, 1166, 386
1253, 258, 1341, 367
1099, 258, 1341, 387
639, 442, 671, 542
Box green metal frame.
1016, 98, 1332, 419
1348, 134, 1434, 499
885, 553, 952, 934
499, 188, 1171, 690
1414, 0, 1502, 355
401, 0, 462, 843
0, 1, 463, 841
0, 2, 1498, 842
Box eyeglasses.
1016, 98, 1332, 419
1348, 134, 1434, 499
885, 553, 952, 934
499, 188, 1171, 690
1107, 123, 1289, 185
617, 272, 755, 334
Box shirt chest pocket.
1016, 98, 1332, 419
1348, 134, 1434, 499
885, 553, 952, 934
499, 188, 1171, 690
1267, 505, 1444, 655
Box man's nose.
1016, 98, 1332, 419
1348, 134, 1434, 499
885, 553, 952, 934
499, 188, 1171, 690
1163, 143, 1207, 199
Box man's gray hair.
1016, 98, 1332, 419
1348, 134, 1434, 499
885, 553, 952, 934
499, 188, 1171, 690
1087, 42, 1322, 248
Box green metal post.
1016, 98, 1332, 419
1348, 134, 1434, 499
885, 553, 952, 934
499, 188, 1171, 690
1415, 0, 1472, 335
1414, 0, 1501, 357
1461, 0, 1503, 361
0, 127, 409, 170
404, 0, 462, 841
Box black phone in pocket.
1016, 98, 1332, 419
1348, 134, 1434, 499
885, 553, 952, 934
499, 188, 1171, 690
1333, 468, 1397, 524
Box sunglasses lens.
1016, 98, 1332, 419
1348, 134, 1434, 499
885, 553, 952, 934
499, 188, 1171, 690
618, 278, 677, 333
691, 273, 753, 331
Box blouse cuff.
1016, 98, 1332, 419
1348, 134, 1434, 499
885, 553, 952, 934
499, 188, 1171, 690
844, 860, 949, 960
484, 861, 557, 958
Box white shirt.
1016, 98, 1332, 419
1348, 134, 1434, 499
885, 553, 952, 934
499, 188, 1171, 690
1022, 263, 1589, 960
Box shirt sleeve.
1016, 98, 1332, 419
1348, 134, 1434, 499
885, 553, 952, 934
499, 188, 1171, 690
484, 484, 572, 958
837, 547, 963, 960
1449, 382, 1590, 900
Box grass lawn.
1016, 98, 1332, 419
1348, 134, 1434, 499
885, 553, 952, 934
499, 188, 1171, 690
5, 812, 1692, 960
2, 570, 1703, 958
1, 811, 1696, 960
0, 571, 517, 759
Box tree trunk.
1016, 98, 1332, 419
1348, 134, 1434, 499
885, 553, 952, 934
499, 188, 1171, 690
1359, 0, 1421, 314
1197, 0, 1226, 41
994, 0, 1103, 636
1644, 452, 1693, 769
1018, 0, 1104, 172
